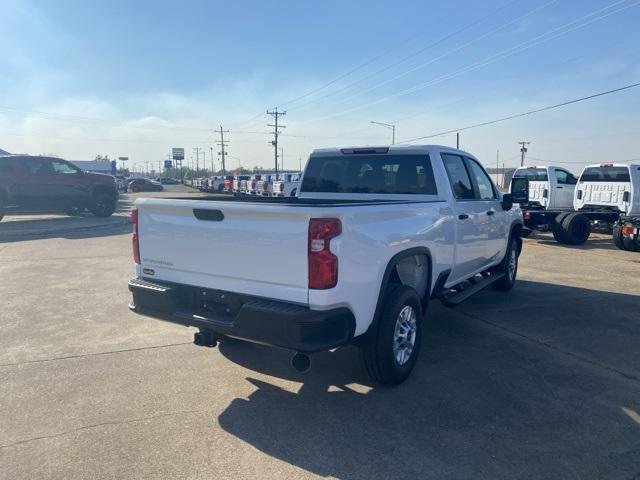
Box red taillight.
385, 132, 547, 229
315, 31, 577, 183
308, 219, 341, 289
131, 208, 140, 264
622, 226, 635, 235
524, 211, 531, 220
280, 182, 284, 192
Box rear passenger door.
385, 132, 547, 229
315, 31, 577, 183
463, 156, 506, 263
442, 153, 492, 282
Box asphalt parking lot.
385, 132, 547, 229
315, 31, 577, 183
1, 192, 639, 480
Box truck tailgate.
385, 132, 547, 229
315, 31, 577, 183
135, 198, 310, 304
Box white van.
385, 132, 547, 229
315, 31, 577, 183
574, 163, 640, 215
510, 166, 577, 210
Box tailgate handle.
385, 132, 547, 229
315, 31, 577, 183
193, 209, 224, 221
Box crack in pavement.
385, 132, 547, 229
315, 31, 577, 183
0, 342, 192, 368
0, 409, 205, 450
457, 309, 640, 383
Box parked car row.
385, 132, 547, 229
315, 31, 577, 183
191, 173, 302, 197
510, 162, 640, 250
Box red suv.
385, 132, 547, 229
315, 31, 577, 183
0, 155, 118, 222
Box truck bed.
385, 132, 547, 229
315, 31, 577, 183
169, 195, 432, 207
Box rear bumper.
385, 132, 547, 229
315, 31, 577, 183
128, 277, 355, 352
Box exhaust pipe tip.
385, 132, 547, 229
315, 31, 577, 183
290, 352, 311, 373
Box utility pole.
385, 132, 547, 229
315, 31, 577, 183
267, 107, 286, 175
518, 141, 530, 167
280, 147, 284, 172
216, 126, 229, 175
210, 146, 214, 175
496, 149, 500, 188
193, 147, 200, 176
456, 132, 460, 149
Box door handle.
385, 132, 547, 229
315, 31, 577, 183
486, 210, 495, 216
458, 214, 469, 220
557, 186, 563, 189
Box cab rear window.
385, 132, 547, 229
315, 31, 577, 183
301, 154, 437, 195
513, 168, 548, 181
580, 167, 630, 182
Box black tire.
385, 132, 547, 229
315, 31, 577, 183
64, 206, 84, 216
521, 228, 533, 238
90, 193, 116, 218
613, 226, 627, 250
492, 236, 519, 291
561, 213, 591, 245
551, 212, 572, 243
622, 235, 640, 252
362, 284, 423, 385
290, 188, 297, 197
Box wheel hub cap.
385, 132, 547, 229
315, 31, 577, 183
393, 305, 417, 366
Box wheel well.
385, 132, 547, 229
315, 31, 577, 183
511, 222, 523, 254
372, 249, 432, 331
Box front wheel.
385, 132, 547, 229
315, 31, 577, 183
492, 236, 519, 291
362, 284, 423, 385
90, 193, 116, 217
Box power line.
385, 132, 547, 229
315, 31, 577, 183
284, 0, 523, 112
527, 155, 640, 165
301, 0, 640, 125
296, 0, 558, 113
398, 81, 640, 143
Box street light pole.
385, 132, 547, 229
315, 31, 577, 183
370, 120, 396, 145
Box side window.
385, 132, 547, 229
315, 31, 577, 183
0, 158, 14, 175
442, 153, 474, 200
465, 157, 497, 200
51, 160, 79, 175
555, 169, 571, 185
24, 158, 54, 175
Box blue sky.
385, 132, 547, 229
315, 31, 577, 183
1, 0, 639, 172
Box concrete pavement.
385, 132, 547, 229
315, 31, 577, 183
1, 210, 639, 479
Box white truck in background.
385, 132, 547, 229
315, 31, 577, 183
573, 163, 640, 252
128, 145, 523, 385
272, 172, 301, 197
511, 162, 640, 246
510, 166, 577, 211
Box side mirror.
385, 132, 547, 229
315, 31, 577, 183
501, 193, 514, 211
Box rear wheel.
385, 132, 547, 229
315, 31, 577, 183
552, 212, 572, 243
90, 193, 116, 217
622, 235, 640, 252
521, 228, 533, 238
362, 284, 423, 385
613, 226, 627, 250
561, 213, 591, 245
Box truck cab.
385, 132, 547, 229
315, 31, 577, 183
510, 165, 577, 210
574, 163, 640, 215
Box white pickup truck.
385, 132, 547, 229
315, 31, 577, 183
510, 165, 577, 210
574, 163, 640, 252
128, 145, 523, 384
